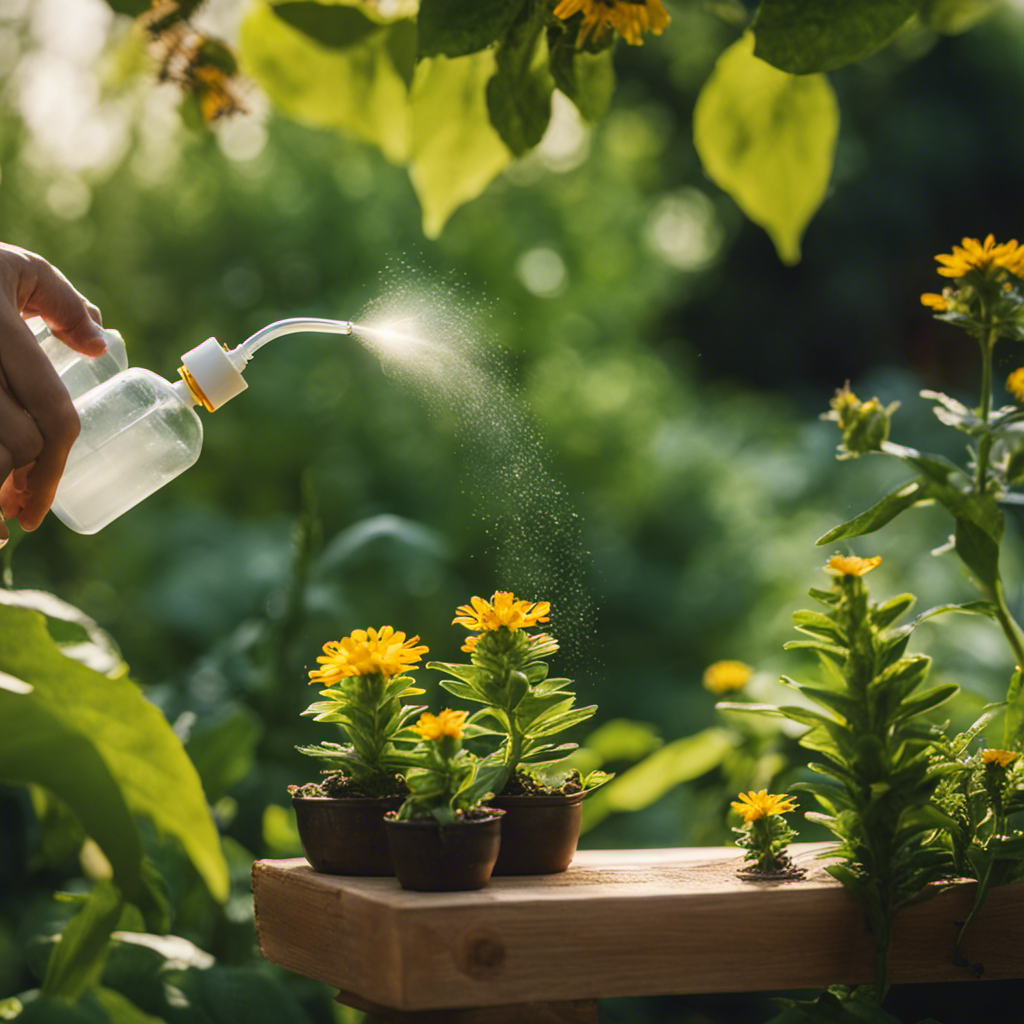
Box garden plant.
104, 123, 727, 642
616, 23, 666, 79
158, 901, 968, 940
4, 0, 1024, 1021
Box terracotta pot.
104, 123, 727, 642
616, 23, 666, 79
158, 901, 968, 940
487, 791, 585, 875
292, 795, 402, 875
383, 813, 504, 891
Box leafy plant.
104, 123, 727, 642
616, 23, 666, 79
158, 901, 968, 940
296, 626, 428, 796
428, 591, 610, 793
395, 709, 504, 824
721, 556, 965, 998
730, 789, 800, 874
103, 0, 1006, 249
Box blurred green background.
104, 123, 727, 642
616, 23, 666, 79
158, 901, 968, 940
4, 1, 1024, 1021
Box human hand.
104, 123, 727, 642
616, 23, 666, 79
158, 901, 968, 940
0, 243, 106, 545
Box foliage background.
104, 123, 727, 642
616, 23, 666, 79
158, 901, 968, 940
4, 0, 1024, 1021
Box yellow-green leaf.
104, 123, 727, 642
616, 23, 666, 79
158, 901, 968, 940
409, 52, 512, 238
239, 1, 414, 162
693, 33, 838, 264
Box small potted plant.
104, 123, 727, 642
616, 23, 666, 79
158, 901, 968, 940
289, 625, 428, 875
384, 709, 506, 891
428, 591, 611, 875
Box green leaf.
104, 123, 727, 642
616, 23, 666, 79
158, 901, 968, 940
239, 3, 414, 162
955, 514, 1000, 592
752, 0, 921, 74
418, 0, 527, 58
792, 609, 847, 643
0, 605, 228, 903
409, 52, 513, 236
581, 728, 733, 830
816, 479, 927, 545
271, 2, 382, 48
921, 0, 1000, 34
872, 593, 916, 630
694, 33, 838, 264
486, 1, 552, 156
891, 683, 959, 722
43, 881, 123, 1002
524, 703, 597, 739
548, 31, 615, 122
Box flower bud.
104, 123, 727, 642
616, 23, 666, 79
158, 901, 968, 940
828, 385, 891, 456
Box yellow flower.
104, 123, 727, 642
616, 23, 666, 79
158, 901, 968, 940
308, 626, 427, 685
703, 660, 753, 695
825, 554, 882, 577
1008, 368, 1024, 403
553, 0, 670, 47
413, 709, 468, 742
453, 591, 551, 634
731, 790, 798, 823
935, 235, 1024, 279
920, 292, 948, 312
981, 748, 1019, 768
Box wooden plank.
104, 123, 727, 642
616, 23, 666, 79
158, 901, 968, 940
251, 844, 1024, 1012
336, 990, 598, 1023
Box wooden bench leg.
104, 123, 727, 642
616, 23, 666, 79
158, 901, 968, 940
336, 990, 599, 1024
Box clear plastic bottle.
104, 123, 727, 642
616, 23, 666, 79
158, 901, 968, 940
50, 371, 203, 534
29, 317, 128, 400
49, 319, 354, 535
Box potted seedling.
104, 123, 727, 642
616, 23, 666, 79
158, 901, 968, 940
429, 592, 611, 875
289, 625, 427, 875
384, 709, 506, 891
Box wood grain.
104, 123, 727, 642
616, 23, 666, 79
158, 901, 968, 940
251, 844, 1024, 1011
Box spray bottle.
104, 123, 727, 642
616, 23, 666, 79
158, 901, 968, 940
48, 318, 353, 535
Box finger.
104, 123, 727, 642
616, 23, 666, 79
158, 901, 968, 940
7, 248, 106, 356
0, 313, 80, 530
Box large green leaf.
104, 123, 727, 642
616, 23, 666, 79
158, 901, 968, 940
409, 52, 512, 237
418, 0, 527, 58
752, 0, 921, 74
486, 1, 553, 156
239, 2, 414, 163
693, 33, 838, 264
581, 728, 733, 830
0, 677, 149, 908
0, 604, 228, 902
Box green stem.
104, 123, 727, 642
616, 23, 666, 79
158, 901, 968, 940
993, 582, 1024, 682
975, 319, 997, 492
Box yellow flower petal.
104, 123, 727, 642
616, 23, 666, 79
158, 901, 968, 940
307, 626, 427, 684
825, 554, 882, 577
730, 789, 798, 823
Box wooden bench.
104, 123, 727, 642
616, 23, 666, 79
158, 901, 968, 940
251, 843, 1024, 1023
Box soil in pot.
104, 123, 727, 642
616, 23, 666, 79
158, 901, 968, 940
488, 770, 585, 875
289, 773, 405, 876
384, 808, 504, 891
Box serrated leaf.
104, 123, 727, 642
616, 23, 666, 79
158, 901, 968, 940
418, 0, 527, 57
694, 33, 837, 264
409, 51, 512, 236
525, 703, 597, 739
816, 479, 927, 545
752, 0, 920, 74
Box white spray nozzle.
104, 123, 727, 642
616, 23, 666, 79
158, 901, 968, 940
178, 318, 354, 412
